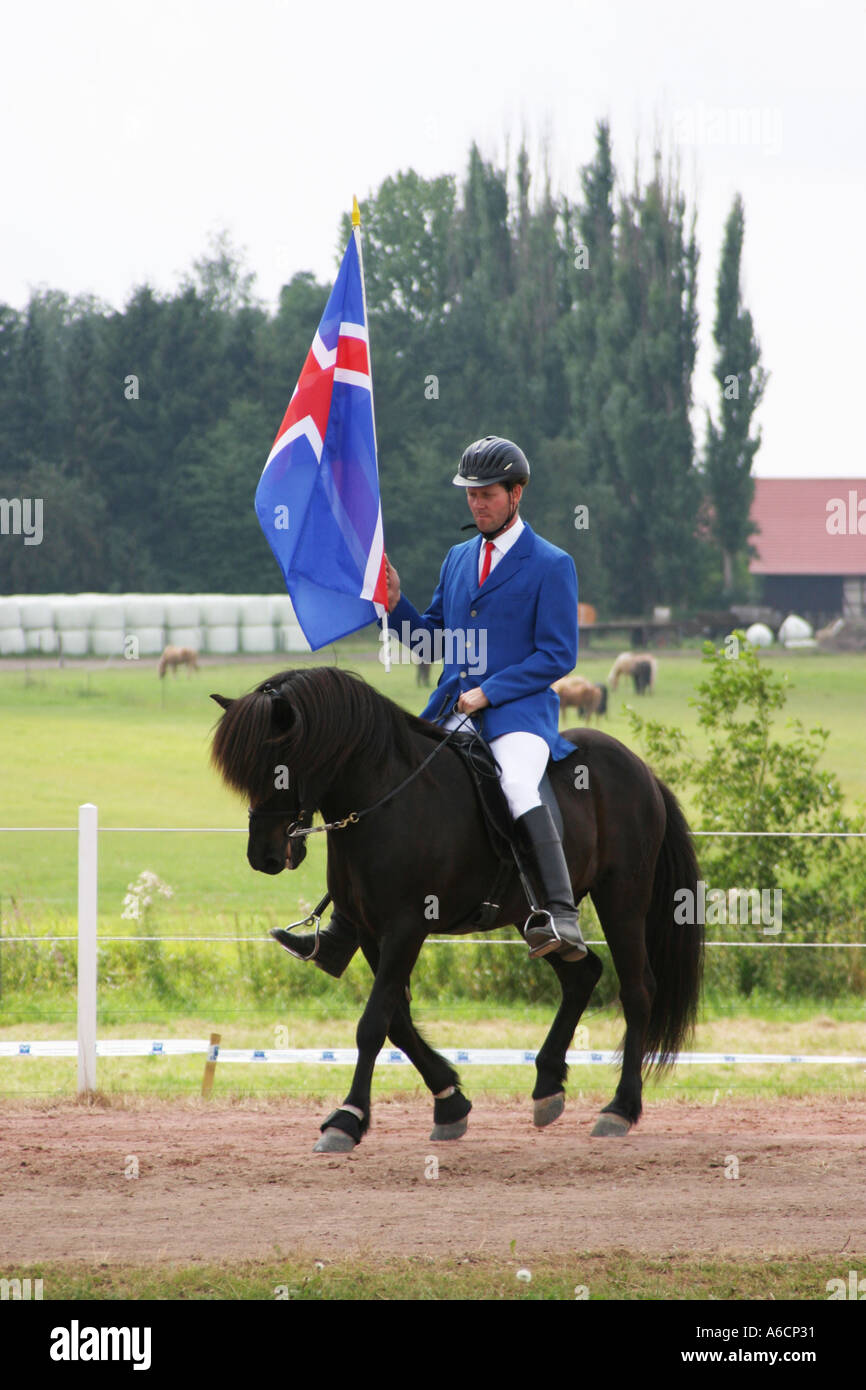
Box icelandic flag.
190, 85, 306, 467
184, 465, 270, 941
255, 232, 387, 649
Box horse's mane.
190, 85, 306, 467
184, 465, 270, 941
211, 666, 447, 802
607, 652, 632, 684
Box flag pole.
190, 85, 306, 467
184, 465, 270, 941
352, 194, 390, 673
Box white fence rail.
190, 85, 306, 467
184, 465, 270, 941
2, 1041, 865, 1068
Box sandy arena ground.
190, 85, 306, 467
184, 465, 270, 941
1, 1096, 864, 1265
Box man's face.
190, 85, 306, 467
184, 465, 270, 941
466, 482, 522, 533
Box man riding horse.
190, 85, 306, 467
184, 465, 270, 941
306, 435, 587, 975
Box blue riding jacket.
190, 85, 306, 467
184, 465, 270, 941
387, 522, 578, 760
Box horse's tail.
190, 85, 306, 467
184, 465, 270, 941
596, 683, 608, 716
642, 775, 703, 1072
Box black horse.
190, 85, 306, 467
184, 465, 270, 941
210, 667, 703, 1153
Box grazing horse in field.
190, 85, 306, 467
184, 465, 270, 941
210, 668, 703, 1153
608, 652, 657, 695
552, 675, 608, 723
158, 645, 199, 678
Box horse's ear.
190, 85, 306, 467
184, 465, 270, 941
210, 693, 234, 710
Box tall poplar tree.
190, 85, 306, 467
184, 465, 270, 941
560, 121, 619, 614
597, 152, 701, 612
704, 193, 767, 593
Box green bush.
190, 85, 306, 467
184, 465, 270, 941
627, 636, 866, 1000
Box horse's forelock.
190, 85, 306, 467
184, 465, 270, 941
294, 667, 441, 771
211, 668, 424, 804
274, 667, 410, 774
211, 687, 286, 801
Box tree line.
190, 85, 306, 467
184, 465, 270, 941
0, 122, 765, 617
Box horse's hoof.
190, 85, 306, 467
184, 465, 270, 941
533, 1092, 565, 1128
314, 1127, 358, 1153
591, 1113, 631, 1137
430, 1118, 469, 1141
431, 1088, 471, 1139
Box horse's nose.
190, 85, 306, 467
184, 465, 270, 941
248, 846, 284, 875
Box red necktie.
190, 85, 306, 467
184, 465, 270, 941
479, 540, 494, 585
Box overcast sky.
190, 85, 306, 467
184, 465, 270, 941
3, 0, 864, 478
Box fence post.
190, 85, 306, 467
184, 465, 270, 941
201, 1033, 221, 1098
77, 803, 98, 1094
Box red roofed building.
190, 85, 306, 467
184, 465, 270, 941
749, 479, 866, 622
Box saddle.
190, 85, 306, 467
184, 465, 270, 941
447, 728, 565, 929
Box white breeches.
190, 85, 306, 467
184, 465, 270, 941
442, 714, 549, 819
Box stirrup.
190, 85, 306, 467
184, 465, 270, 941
270, 907, 323, 963
271, 902, 359, 978
523, 907, 587, 962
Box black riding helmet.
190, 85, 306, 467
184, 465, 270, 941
452, 436, 531, 488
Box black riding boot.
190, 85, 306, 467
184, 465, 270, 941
271, 909, 359, 978
514, 804, 587, 962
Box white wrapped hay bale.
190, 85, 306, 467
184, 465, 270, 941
163, 597, 200, 627
167, 626, 203, 651
91, 629, 126, 657
278, 623, 310, 653
90, 598, 126, 630
206, 625, 240, 655
25, 627, 59, 654
240, 624, 278, 653
200, 595, 240, 626
268, 595, 297, 624
56, 629, 89, 656
0, 600, 21, 629
133, 628, 165, 656
778, 613, 813, 644
0, 627, 26, 655
17, 598, 55, 629
745, 622, 774, 647
53, 599, 91, 630
237, 596, 272, 626
123, 596, 166, 628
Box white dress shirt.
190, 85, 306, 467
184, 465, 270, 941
477, 515, 525, 583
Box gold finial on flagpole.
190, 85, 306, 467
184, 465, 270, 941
352, 195, 361, 227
